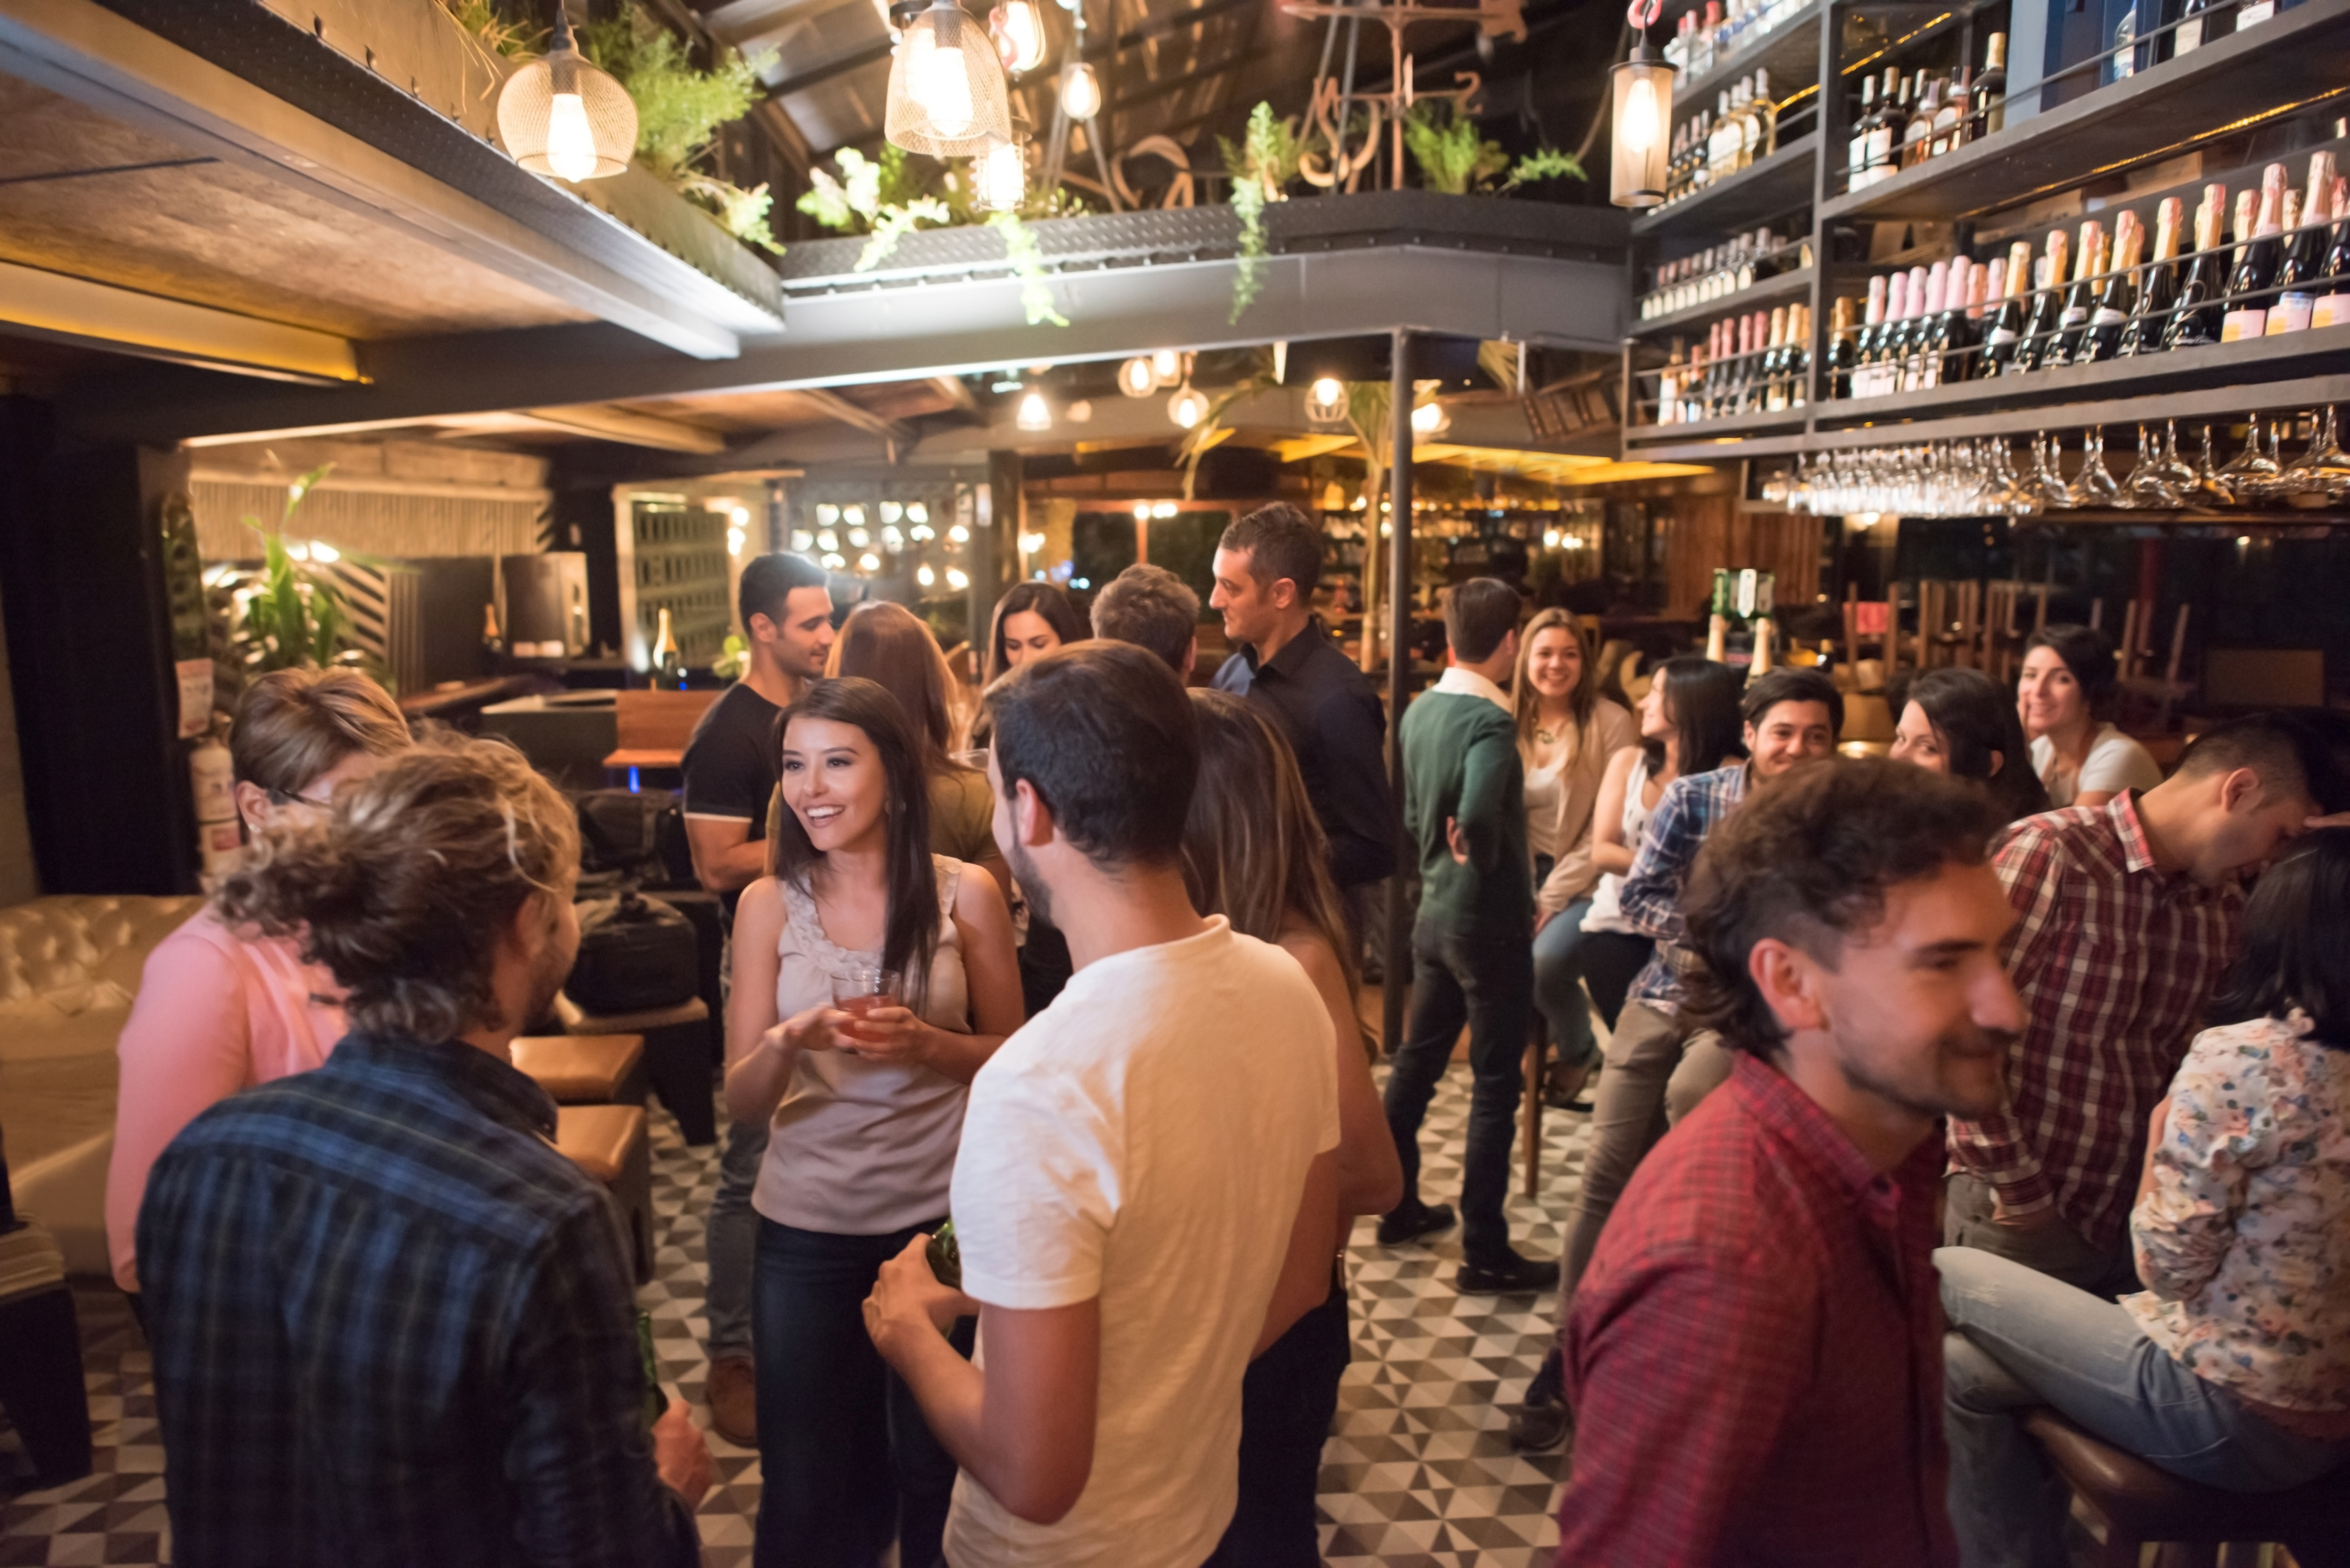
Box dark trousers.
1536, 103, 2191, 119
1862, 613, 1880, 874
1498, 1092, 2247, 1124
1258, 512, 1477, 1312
1576, 930, 1653, 1033
1383, 918, 1534, 1266
1215, 1279, 1351, 1566
753, 1216, 970, 1568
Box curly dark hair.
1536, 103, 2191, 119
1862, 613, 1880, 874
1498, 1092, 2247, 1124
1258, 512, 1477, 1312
214, 737, 579, 1042
1682, 758, 2004, 1055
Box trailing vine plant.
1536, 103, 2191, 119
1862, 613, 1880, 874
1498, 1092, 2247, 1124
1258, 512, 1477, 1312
581, 14, 784, 252
798, 146, 1069, 326
1221, 103, 1307, 324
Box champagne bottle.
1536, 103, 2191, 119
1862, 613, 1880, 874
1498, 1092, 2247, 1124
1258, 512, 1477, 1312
2268, 151, 2337, 336
1763, 305, 1790, 411
2164, 183, 2230, 348
2221, 165, 2288, 341
1826, 296, 1858, 400
2016, 227, 2070, 372
654, 606, 688, 690
1972, 33, 2008, 140
2083, 210, 2143, 363
1904, 262, 1944, 390
1927, 255, 1972, 385
1788, 302, 1812, 407
2313, 176, 2350, 330
2050, 221, 2105, 366
1852, 273, 1889, 395
2124, 197, 2185, 356
1982, 239, 2033, 374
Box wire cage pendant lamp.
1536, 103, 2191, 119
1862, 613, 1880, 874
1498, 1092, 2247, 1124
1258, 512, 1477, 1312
1608, 0, 1676, 208
496, 9, 638, 182
887, 0, 1015, 159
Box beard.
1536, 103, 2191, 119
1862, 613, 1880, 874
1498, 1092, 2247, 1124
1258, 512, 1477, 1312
1840, 1019, 2017, 1123
1005, 831, 1052, 928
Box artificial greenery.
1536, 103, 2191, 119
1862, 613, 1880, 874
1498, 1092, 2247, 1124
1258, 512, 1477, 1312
797, 147, 1068, 325
1222, 102, 1307, 324
989, 210, 1068, 327
1402, 100, 1587, 195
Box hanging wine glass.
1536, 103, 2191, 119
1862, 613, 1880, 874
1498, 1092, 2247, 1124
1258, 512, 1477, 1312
2156, 419, 2198, 495
2276, 406, 2350, 507
2070, 426, 2124, 508
2120, 424, 2180, 509
2217, 411, 2282, 504
2191, 423, 2236, 508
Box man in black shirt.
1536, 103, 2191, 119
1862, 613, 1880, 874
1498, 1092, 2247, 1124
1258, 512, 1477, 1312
680, 550, 834, 1448
1210, 504, 1396, 918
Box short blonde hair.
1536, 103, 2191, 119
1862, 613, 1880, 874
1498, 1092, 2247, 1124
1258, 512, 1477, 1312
230, 668, 409, 796
215, 738, 579, 1041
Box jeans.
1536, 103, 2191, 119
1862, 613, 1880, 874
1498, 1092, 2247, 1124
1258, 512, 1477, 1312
1531, 898, 1597, 1070
1943, 1173, 2141, 1299
1218, 1276, 1351, 1566
1557, 1000, 1682, 1304
1575, 930, 1653, 1033
1939, 1246, 2350, 1568
706, 1118, 769, 1362
1384, 918, 1534, 1267
753, 1216, 970, 1568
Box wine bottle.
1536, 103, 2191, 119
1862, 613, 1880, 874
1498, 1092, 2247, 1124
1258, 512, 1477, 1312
1849, 72, 1879, 190
1904, 262, 1945, 390
2164, 182, 2230, 348
1750, 68, 1778, 161
2083, 210, 2143, 363
655, 607, 687, 690
1931, 69, 1967, 157
1763, 306, 1790, 411
2124, 198, 2183, 356
2239, 0, 2275, 29
1863, 67, 1903, 186
2221, 164, 2288, 341
1972, 33, 2008, 140
2313, 176, 2350, 330
1788, 302, 1812, 407
1708, 91, 1738, 185
2016, 227, 2070, 372
1981, 239, 2034, 373
2050, 221, 2105, 367
2173, 0, 2211, 57
1876, 270, 1914, 397
2268, 150, 2337, 336
1903, 76, 1938, 170
1826, 296, 1858, 400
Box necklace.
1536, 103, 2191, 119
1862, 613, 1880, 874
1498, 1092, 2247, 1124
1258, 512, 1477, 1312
1536, 727, 1563, 744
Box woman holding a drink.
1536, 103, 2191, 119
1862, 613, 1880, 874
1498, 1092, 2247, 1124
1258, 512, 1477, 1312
724, 676, 1022, 1568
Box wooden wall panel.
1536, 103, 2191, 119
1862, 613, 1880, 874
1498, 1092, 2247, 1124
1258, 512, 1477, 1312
1661, 498, 1821, 618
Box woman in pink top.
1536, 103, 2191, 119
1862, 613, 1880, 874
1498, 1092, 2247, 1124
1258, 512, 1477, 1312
106, 667, 409, 1292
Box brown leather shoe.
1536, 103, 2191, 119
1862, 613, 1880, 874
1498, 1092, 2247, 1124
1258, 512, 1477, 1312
706, 1355, 757, 1447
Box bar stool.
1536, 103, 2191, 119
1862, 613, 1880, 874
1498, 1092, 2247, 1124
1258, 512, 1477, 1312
552, 1104, 654, 1285
554, 992, 716, 1145
2023, 1407, 2350, 1568
512, 1033, 646, 1107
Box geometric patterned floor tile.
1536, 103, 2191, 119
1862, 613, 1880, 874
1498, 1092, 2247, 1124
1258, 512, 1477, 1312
2, 1063, 1587, 1566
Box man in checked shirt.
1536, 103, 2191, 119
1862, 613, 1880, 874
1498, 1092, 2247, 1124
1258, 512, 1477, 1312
1945, 713, 2344, 1296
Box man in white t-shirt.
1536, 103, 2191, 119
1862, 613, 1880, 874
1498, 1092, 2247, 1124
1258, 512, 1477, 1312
863, 641, 1341, 1568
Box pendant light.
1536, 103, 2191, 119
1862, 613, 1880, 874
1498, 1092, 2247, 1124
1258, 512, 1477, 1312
1411, 398, 1452, 437
1016, 389, 1054, 431
1608, 0, 1675, 209
1060, 59, 1103, 121
1168, 384, 1211, 429
887, 0, 1013, 159
989, 0, 1048, 74
1305, 375, 1348, 425
496, 9, 638, 182
976, 134, 1028, 211
1149, 349, 1184, 387
1116, 356, 1156, 398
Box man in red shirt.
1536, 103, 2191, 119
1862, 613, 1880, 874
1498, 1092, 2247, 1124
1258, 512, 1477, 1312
1560, 759, 2023, 1565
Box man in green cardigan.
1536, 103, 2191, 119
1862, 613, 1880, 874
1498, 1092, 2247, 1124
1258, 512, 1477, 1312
1380, 578, 1553, 1294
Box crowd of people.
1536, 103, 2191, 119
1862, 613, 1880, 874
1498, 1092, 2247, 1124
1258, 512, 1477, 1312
93, 499, 2350, 1568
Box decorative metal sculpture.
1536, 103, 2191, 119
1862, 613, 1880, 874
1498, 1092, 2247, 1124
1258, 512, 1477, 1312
1279, 0, 1527, 191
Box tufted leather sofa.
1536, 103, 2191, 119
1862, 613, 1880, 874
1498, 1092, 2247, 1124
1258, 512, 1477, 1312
0, 895, 204, 1275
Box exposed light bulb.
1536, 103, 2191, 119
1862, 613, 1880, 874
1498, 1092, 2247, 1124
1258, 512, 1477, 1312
822, 552, 847, 569
1061, 60, 1102, 121
1066, 399, 1093, 423
818, 529, 840, 551
1150, 349, 1183, 387
881, 526, 905, 550
1132, 502, 1150, 520
946, 567, 971, 589
990, 0, 1048, 71
949, 524, 971, 544
848, 527, 871, 547
791, 530, 815, 550
1016, 389, 1052, 431
1543, 528, 1562, 548
859, 552, 881, 572
544, 92, 601, 181
907, 27, 978, 138
919, 564, 938, 587
979, 136, 1027, 210
880, 501, 903, 524
1307, 376, 1346, 419
906, 502, 929, 524
1169, 385, 1209, 429
844, 504, 866, 527
1411, 400, 1450, 435
1151, 500, 1177, 519
1117, 357, 1156, 398
308, 541, 340, 564
817, 504, 841, 525
1621, 76, 1661, 155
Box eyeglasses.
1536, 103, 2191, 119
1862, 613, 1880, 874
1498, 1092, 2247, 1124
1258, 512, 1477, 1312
263, 785, 339, 810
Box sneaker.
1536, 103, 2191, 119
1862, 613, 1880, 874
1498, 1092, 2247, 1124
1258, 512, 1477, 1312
1375, 1201, 1456, 1246
706, 1354, 757, 1446
1456, 1252, 1561, 1294
1507, 1392, 1573, 1453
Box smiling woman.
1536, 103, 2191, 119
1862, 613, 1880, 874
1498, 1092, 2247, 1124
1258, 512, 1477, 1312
719, 675, 1023, 1568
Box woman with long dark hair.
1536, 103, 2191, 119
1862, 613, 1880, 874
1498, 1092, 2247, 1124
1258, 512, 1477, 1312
1181, 690, 1403, 1566
1941, 830, 2350, 1566
1893, 665, 2053, 822
725, 676, 1023, 1568
2017, 623, 2162, 809
1512, 609, 1638, 1110
983, 580, 1085, 684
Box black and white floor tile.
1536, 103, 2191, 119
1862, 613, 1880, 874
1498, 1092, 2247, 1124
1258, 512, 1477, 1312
2, 1064, 1590, 1566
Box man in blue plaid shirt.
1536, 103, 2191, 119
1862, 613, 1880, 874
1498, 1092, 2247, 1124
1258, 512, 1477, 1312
139, 740, 712, 1568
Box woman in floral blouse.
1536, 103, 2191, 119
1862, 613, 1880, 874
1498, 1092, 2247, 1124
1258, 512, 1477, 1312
1937, 829, 2350, 1567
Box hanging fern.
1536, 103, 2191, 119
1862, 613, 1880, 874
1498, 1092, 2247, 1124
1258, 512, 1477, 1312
1500, 147, 1587, 192
856, 197, 953, 271
1225, 102, 1300, 325
1401, 100, 1510, 195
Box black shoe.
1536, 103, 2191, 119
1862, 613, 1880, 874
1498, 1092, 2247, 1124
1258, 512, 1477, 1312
1375, 1201, 1456, 1246
1456, 1252, 1561, 1294
1507, 1392, 1573, 1453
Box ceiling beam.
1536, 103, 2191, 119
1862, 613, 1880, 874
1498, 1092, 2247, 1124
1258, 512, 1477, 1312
516, 405, 731, 453
792, 385, 916, 448
62, 243, 1627, 445
0, 0, 774, 360
0, 258, 360, 384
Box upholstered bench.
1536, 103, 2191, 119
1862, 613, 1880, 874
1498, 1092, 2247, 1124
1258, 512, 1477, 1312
2025, 1407, 2350, 1568
552, 1103, 653, 1285
553, 993, 715, 1145
512, 1033, 645, 1106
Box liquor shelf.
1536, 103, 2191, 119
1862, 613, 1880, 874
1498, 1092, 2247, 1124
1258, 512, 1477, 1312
1821, 0, 2350, 223
1677, 0, 1828, 113
1633, 133, 1823, 238
1632, 265, 1818, 338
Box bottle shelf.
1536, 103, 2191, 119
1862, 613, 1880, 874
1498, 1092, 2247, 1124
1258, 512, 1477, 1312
1633, 132, 1823, 238
1821, 0, 2350, 224
1625, 406, 1815, 445
1632, 265, 1819, 338
1677, 0, 1829, 112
